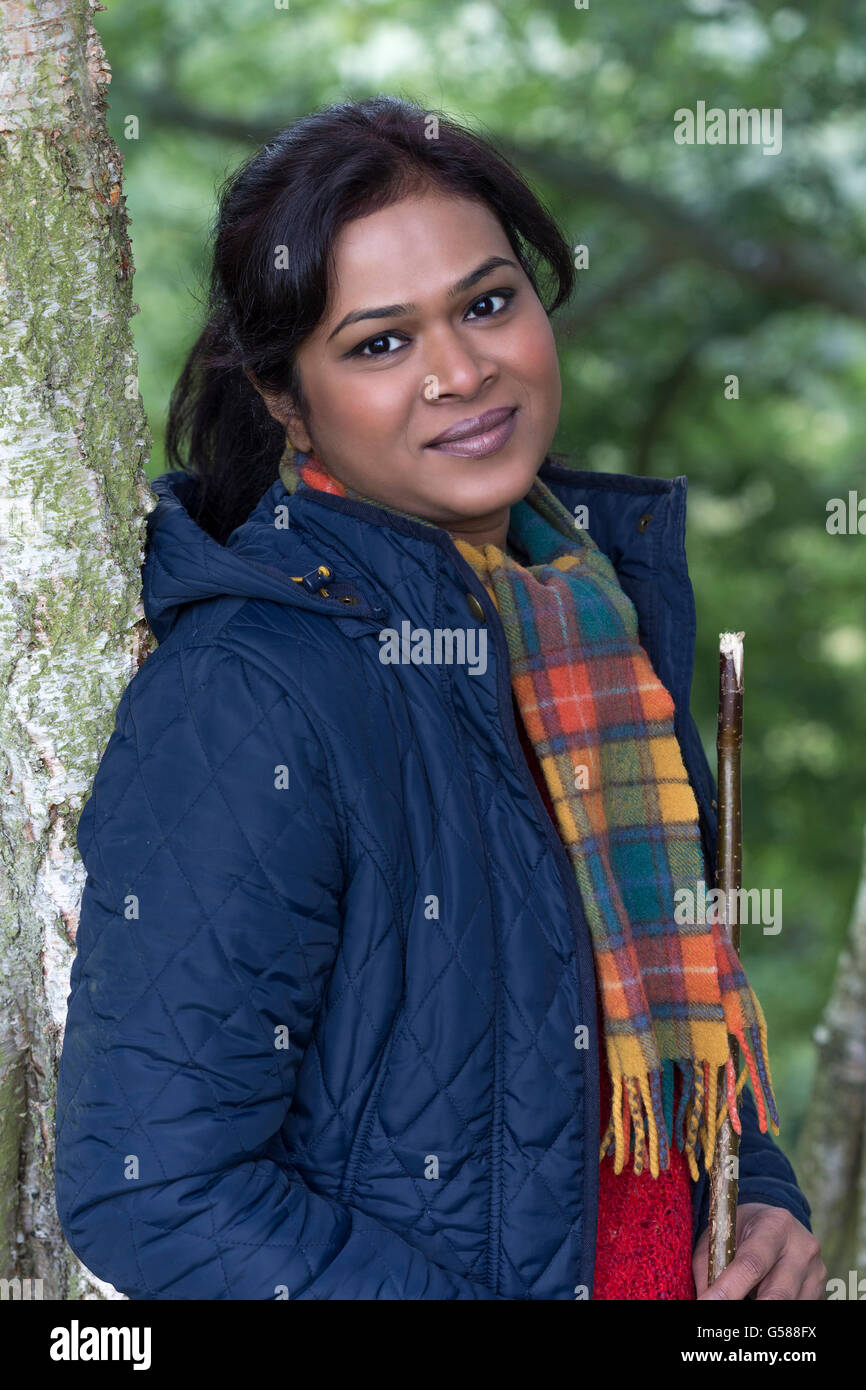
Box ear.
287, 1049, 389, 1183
244, 369, 312, 453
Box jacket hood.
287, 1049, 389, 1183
142, 470, 385, 643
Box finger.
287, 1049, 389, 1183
752, 1267, 801, 1300
753, 1240, 826, 1300
802, 1267, 828, 1301
698, 1220, 787, 1301
794, 1253, 828, 1302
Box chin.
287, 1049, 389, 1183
429, 456, 541, 515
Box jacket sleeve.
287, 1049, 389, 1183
55, 642, 503, 1300
684, 712, 813, 1246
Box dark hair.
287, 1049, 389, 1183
166, 94, 575, 543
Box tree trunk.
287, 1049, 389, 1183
794, 823, 866, 1282
0, 0, 155, 1299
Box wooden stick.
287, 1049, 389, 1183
708, 630, 745, 1283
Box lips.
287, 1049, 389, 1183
425, 405, 517, 447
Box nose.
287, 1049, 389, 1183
421, 322, 495, 400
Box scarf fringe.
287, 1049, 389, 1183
599, 1012, 780, 1180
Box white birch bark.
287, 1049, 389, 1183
795, 823, 866, 1282
0, 0, 156, 1298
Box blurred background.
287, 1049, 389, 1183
94, 0, 866, 1151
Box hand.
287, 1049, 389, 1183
692, 1203, 827, 1300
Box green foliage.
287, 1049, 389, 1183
95, 0, 866, 1143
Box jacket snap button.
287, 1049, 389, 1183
466, 593, 485, 622
637, 513, 653, 533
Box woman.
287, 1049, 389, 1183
54, 95, 822, 1300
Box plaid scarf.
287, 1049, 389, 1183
278, 445, 780, 1180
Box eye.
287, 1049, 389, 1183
352, 331, 409, 359
465, 288, 515, 319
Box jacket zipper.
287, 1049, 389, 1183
448, 547, 601, 1302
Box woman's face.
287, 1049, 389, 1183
261, 186, 562, 543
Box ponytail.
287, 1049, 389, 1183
165, 309, 288, 545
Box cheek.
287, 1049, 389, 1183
314, 368, 409, 442
506, 311, 560, 389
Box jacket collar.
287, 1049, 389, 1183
144, 457, 695, 720
277, 455, 687, 611
279, 457, 693, 697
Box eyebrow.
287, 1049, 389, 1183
326, 255, 520, 342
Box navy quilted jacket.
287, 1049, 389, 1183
54, 456, 811, 1300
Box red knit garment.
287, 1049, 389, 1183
512, 694, 696, 1300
